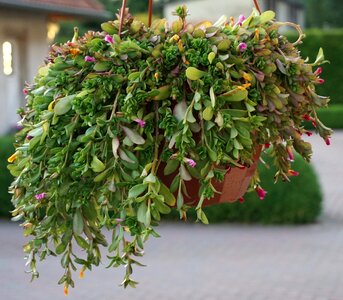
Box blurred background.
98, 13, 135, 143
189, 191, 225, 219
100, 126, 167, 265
1, 0, 343, 299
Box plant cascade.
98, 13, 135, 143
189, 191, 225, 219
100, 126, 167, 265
8, 5, 332, 292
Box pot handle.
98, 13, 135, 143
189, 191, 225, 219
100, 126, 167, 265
119, 0, 153, 35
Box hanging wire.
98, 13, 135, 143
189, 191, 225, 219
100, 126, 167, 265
119, 0, 153, 36
118, 0, 127, 36
148, 0, 153, 27
253, 0, 262, 14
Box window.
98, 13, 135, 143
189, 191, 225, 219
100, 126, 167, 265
2, 41, 13, 76
47, 22, 60, 42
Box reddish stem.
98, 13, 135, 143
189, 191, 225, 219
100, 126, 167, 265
118, 0, 127, 36
253, 0, 261, 14
148, 0, 153, 27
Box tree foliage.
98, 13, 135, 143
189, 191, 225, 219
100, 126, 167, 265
306, 0, 343, 28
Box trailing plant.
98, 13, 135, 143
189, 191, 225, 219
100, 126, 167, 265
8, 4, 332, 293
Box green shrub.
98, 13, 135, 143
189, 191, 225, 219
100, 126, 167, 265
166, 153, 322, 224
0, 136, 14, 218
288, 29, 343, 106
303, 105, 343, 130
316, 104, 343, 129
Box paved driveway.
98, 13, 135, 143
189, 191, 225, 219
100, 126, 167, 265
1, 132, 343, 300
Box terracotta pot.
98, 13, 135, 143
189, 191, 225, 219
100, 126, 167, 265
159, 146, 262, 207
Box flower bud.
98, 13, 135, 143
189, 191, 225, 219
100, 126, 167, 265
256, 186, 267, 200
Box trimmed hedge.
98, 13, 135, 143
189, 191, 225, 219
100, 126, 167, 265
165, 152, 323, 224
0, 136, 14, 217
303, 104, 343, 130
316, 104, 343, 129
288, 29, 343, 106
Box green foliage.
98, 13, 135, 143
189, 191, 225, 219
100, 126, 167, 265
166, 153, 322, 224
306, 0, 343, 28
9, 8, 331, 291
288, 29, 343, 106
0, 136, 14, 217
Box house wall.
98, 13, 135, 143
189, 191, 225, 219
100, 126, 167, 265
0, 10, 48, 135
260, 0, 305, 27
164, 0, 305, 27
164, 0, 253, 23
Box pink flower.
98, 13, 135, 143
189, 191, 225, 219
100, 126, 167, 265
256, 186, 267, 200
134, 118, 146, 128
288, 169, 299, 177
286, 146, 294, 162
84, 56, 96, 62
304, 131, 313, 137
303, 114, 313, 121
185, 158, 196, 168
67, 42, 77, 47
303, 114, 317, 128
236, 15, 246, 26
314, 67, 322, 76
325, 137, 331, 146
22, 88, 28, 95
35, 193, 47, 200
238, 42, 247, 52
239, 197, 245, 203
317, 78, 325, 84
16, 124, 23, 131
104, 34, 114, 44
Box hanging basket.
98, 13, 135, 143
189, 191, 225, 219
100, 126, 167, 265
8, 0, 332, 292
159, 146, 262, 206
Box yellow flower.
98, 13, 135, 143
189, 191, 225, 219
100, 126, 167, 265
8, 152, 18, 163
154, 72, 160, 80
254, 29, 260, 41
243, 83, 251, 89
243, 72, 252, 82
170, 34, 180, 43
48, 100, 56, 111
237, 83, 251, 91
79, 266, 86, 279
64, 285, 69, 296
177, 39, 184, 52
69, 48, 80, 57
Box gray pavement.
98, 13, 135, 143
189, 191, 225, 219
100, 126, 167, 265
1, 131, 343, 300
